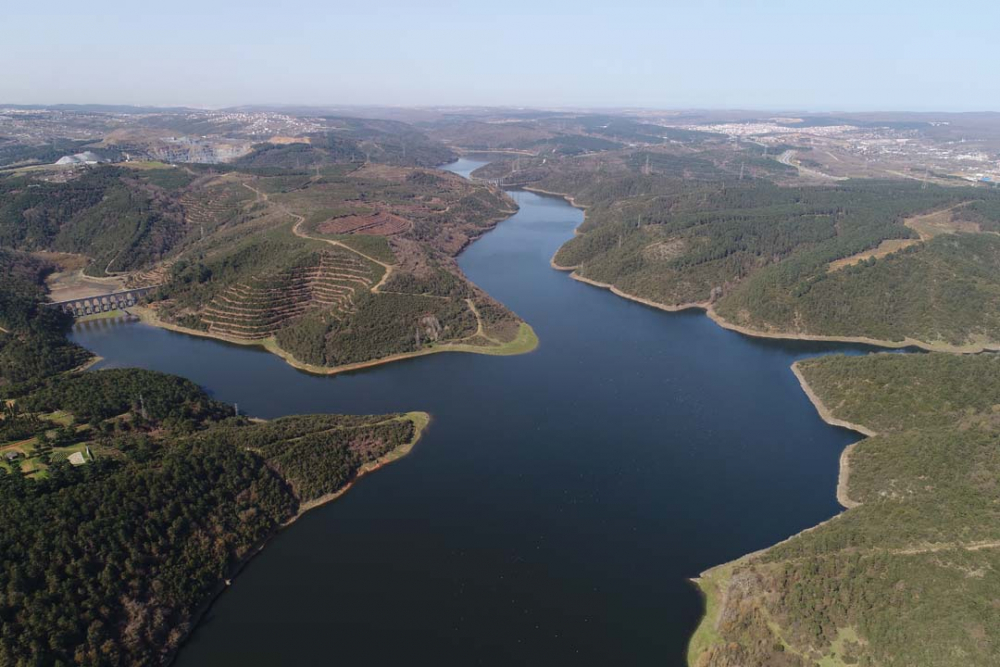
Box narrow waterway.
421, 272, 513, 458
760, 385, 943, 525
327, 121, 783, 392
72, 158, 878, 665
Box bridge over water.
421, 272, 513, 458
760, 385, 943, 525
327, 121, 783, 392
49, 287, 158, 318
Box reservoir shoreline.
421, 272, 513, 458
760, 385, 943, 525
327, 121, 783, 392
532, 184, 997, 354
129, 305, 538, 376
78, 159, 880, 666
163, 411, 430, 666
531, 182, 894, 664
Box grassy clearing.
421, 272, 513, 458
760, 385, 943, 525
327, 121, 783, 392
449, 321, 539, 356
119, 161, 173, 170
687, 564, 731, 665
904, 205, 981, 240
827, 238, 921, 272
369, 411, 430, 467
817, 627, 862, 667
40, 410, 73, 426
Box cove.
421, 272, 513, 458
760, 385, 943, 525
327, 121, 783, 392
72, 158, 880, 666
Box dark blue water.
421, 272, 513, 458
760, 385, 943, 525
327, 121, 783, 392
72, 159, 876, 666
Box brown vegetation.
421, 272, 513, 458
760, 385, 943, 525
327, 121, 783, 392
318, 209, 411, 236
827, 238, 921, 272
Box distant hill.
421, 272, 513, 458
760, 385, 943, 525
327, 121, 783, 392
235, 118, 456, 169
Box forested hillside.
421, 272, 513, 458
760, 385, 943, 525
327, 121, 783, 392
0, 166, 188, 276
0, 248, 92, 385
0, 137, 532, 371
235, 118, 455, 169
0, 367, 427, 665
144, 162, 531, 369
532, 153, 1000, 348
690, 353, 1000, 667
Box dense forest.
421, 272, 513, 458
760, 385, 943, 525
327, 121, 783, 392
0, 248, 91, 385
0, 166, 190, 276
691, 353, 1000, 667
0, 367, 426, 665
537, 157, 1000, 347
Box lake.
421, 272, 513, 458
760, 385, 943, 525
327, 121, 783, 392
72, 158, 876, 665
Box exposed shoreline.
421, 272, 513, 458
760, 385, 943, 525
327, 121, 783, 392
529, 186, 1000, 355
564, 270, 1000, 354
790, 362, 874, 508
165, 411, 430, 666
128, 306, 538, 377
528, 184, 889, 664
685, 365, 876, 664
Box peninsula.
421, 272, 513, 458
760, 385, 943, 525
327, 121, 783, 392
0, 118, 537, 374
0, 245, 430, 664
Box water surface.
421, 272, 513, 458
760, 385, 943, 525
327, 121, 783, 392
73, 158, 876, 665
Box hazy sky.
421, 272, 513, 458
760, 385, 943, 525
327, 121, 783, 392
5, 0, 997, 111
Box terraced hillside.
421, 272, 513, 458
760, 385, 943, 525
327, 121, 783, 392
199, 247, 379, 340
0, 138, 530, 371
144, 162, 532, 371
178, 178, 255, 236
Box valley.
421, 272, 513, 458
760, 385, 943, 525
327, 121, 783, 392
3, 106, 1000, 666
